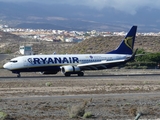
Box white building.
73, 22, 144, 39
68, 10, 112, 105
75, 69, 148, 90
19, 46, 33, 55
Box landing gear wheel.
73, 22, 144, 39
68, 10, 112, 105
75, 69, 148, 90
64, 73, 71, 77
17, 73, 21, 78
78, 72, 84, 76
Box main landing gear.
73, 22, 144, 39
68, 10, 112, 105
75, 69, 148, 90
64, 72, 84, 77
78, 72, 84, 76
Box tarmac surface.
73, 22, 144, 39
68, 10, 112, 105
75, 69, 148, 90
0, 54, 8, 61
0, 69, 160, 119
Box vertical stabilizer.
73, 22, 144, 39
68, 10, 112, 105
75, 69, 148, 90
107, 26, 137, 54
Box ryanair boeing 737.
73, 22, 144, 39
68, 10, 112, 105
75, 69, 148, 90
3, 26, 137, 77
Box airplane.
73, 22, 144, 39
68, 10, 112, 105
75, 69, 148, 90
3, 26, 137, 77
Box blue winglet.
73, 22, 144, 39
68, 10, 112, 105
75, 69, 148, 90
107, 26, 137, 55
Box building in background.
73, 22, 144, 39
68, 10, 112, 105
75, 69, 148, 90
19, 46, 33, 55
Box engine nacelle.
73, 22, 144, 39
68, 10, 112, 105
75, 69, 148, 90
61, 66, 81, 73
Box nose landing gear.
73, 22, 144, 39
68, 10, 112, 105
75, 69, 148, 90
17, 73, 21, 78
12, 72, 21, 78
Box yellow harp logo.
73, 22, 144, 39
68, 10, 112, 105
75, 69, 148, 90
124, 37, 133, 50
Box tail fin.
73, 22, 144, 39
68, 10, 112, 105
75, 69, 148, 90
107, 26, 137, 55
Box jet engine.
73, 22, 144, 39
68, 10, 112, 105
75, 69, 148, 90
61, 66, 83, 76
61, 66, 81, 73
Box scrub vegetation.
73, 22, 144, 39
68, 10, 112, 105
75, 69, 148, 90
125, 49, 160, 69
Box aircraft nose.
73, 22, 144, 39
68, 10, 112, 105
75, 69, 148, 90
3, 63, 10, 70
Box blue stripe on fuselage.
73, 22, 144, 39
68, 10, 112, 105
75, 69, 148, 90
12, 66, 61, 73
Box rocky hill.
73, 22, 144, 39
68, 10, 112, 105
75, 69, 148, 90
65, 36, 160, 54
1, 30, 160, 54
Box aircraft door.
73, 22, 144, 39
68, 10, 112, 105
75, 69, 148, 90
23, 58, 28, 66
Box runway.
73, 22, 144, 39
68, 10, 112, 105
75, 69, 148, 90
1, 72, 160, 80
0, 69, 160, 119
1, 69, 160, 81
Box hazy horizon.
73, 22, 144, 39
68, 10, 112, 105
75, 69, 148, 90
0, 0, 160, 32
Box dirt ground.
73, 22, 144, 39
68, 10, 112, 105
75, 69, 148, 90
0, 69, 160, 119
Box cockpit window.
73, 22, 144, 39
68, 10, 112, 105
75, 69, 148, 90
10, 60, 18, 63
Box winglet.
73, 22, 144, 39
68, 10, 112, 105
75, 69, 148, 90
107, 26, 137, 55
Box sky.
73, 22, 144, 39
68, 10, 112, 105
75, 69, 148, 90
0, 0, 159, 15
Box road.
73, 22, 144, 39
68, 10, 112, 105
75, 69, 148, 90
0, 54, 8, 61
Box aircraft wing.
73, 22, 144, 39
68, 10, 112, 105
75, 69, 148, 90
77, 49, 138, 70
77, 59, 127, 70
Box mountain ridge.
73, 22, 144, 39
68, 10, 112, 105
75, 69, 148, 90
0, 2, 160, 32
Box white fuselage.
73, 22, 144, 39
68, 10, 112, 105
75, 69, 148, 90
3, 54, 131, 72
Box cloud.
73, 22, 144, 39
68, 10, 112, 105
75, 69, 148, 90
0, 0, 160, 15
64, 0, 160, 15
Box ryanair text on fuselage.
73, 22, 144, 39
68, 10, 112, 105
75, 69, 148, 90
27, 57, 79, 65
